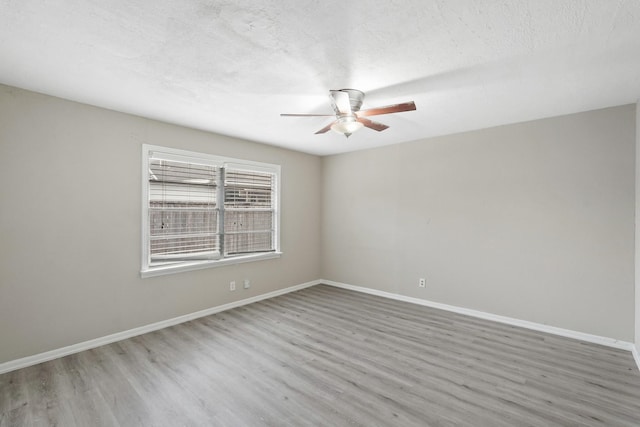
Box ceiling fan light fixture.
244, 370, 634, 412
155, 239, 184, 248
331, 115, 363, 137
281, 89, 416, 137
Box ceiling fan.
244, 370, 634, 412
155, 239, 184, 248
280, 89, 416, 138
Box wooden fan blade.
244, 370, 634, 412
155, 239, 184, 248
330, 90, 352, 114
357, 101, 416, 117
280, 113, 334, 117
315, 121, 336, 134
357, 117, 389, 132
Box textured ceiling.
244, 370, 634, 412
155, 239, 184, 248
1, 1, 640, 156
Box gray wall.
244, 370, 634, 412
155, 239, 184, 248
0, 85, 322, 364
322, 105, 636, 341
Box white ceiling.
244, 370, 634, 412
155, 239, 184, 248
1, 1, 640, 156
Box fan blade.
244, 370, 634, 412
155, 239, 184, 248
357, 117, 389, 132
330, 90, 352, 115
315, 121, 336, 134
357, 101, 416, 117
280, 113, 334, 117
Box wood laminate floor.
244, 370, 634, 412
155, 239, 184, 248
2, 284, 640, 426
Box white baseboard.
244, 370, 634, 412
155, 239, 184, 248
633, 345, 640, 372
3, 278, 639, 376
322, 280, 637, 354
0, 279, 321, 375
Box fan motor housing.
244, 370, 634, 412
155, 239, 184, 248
336, 89, 364, 112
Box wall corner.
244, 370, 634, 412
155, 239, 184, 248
634, 99, 640, 352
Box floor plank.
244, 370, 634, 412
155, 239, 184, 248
1, 285, 639, 426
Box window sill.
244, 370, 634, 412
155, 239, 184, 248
141, 252, 282, 278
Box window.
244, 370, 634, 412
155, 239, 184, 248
141, 145, 280, 277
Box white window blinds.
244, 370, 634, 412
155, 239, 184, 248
224, 168, 276, 255
148, 158, 220, 263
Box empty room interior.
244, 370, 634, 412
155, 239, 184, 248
2, 1, 640, 426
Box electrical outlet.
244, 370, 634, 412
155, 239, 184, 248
243, 279, 251, 289
418, 278, 426, 288
230, 281, 236, 291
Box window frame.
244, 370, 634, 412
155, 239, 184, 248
141, 144, 281, 278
